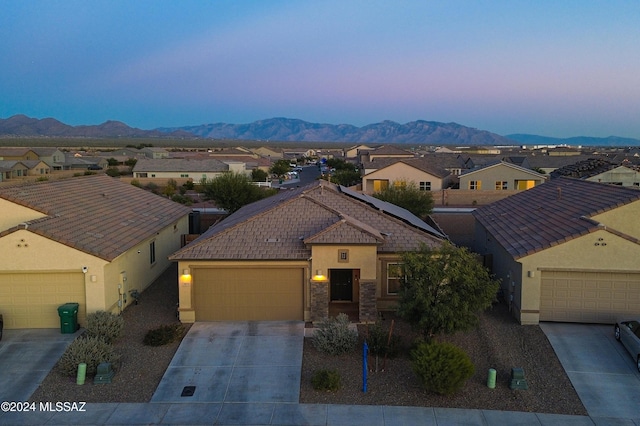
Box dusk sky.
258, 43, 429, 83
2, 1, 639, 138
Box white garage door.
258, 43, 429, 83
540, 270, 640, 323
0, 272, 86, 329
194, 268, 304, 321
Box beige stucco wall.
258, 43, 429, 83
459, 165, 545, 190
0, 229, 107, 314
517, 230, 639, 324
0, 199, 46, 231
362, 163, 444, 193
591, 200, 640, 239
587, 167, 640, 187
104, 215, 189, 314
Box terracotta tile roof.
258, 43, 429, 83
363, 157, 451, 178
473, 177, 640, 259
170, 180, 444, 261
0, 174, 191, 261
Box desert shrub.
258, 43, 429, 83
105, 168, 120, 177
365, 321, 402, 358
36, 176, 49, 182
411, 341, 474, 395
183, 179, 194, 190
84, 171, 96, 176
311, 369, 341, 391
130, 179, 141, 187
85, 311, 124, 344
58, 336, 120, 377
312, 313, 358, 355
143, 323, 185, 346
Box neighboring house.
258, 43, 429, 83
21, 160, 51, 176
525, 154, 598, 175
0, 161, 29, 181
140, 147, 170, 159
550, 158, 640, 187
345, 144, 378, 159
459, 161, 547, 191
0, 148, 40, 161
169, 180, 446, 323
132, 158, 246, 182
0, 174, 191, 329
473, 177, 640, 325
31, 148, 66, 169
358, 145, 415, 163
361, 158, 453, 194
58, 155, 108, 170
252, 147, 284, 159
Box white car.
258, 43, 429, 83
614, 320, 640, 372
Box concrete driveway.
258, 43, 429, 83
0, 328, 79, 402
151, 321, 304, 404
541, 322, 640, 419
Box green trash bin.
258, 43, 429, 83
57, 303, 79, 334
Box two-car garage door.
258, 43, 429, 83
194, 268, 304, 321
0, 272, 86, 329
540, 270, 640, 323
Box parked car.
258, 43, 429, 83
88, 164, 103, 170
614, 320, 640, 372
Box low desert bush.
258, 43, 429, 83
365, 321, 402, 358
411, 341, 474, 395
143, 323, 185, 346
312, 313, 358, 355
58, 336, 120, 377
85, 311, 124, 344
311, 369, 341, 391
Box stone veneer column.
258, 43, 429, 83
359, 280, 377, 323
311, 281, 329, 322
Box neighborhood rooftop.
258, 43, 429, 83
170, 179, 445, 261
0, 174, 191, 261
473, 177, 640, 259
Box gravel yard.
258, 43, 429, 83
29, 265, 586, 416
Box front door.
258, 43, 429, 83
330, 269, 353, 301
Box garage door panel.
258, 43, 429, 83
194, 268, 304, 321
540, 271, 640, 323
0, 273, 86, 329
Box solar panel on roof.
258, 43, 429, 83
338, 185, 445, 238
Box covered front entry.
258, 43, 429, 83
0, 272, 86, 329
193, 268, 304, 321
540, 270, 640, 323
330, 269, 361, 302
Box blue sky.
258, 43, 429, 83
2, 1, 639, 138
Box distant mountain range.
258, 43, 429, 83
1, 114, 638, 146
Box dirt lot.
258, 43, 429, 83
299, 302, 587, 415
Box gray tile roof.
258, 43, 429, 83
363, 157, 452, 178
473, 177, 640, 259
170, 180, 445, 261
133, 158, 230, 172
0, 174, 191, 261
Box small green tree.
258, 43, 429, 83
200, 172, 276, 213
107, 157, 119, 167
251, 168, 269, 182
398, 242, 499, 340
372, 180, 434, 219
270, 159, 291, 177
329, 169, 361, 187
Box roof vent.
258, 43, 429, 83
265, 238, 279, 243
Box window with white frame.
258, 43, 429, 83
419, 181, 431, 191
386, 263, 405, 295
495, 181, 508, 190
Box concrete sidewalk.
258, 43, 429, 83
0, 402, 603, 425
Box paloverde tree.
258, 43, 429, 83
398, 242, 499, 340
200, 172, 276, 213
372, 179, 434, 219
270, 159, 291, 177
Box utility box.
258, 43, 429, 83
509, 367, 529, 390
57, 303, 79, 334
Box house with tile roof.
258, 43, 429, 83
132, 158, 247, 183
459, 161, 547, 191
358, 145, 415, 164
360, 157, 454, 194
473, 177, 640, 325
169, 180, 446, 323
0, 174, 191, 329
